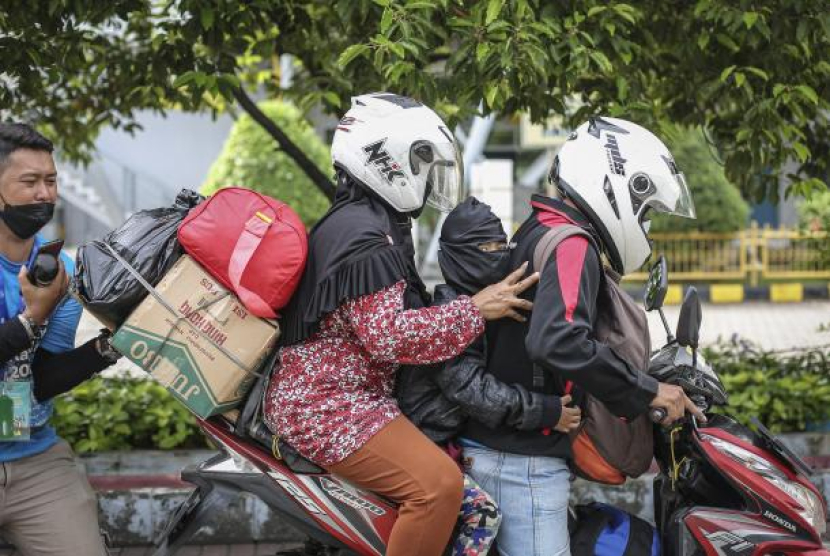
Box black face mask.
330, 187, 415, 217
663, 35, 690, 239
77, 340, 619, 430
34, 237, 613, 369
438, 197, 510, 296
0, 200, 55, 239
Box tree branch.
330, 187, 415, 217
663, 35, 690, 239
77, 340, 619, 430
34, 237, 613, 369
232, 85, 336, 201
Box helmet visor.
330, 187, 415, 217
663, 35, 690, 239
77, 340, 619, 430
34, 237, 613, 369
425, 141, 465, 213
645, 171, 696, 220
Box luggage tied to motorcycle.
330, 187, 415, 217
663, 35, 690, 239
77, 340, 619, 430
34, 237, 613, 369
177, 187, 308, 319
75, 187, 306, 418
73, 189, 204, 328
533, 225, 653, 485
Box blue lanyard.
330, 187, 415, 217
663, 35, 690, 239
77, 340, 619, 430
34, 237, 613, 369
0, 237, 44, 324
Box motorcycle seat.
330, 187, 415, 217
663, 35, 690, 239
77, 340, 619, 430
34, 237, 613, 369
249, 422, 326, 475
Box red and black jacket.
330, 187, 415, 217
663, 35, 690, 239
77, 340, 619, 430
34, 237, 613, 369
461, 195, 658, 459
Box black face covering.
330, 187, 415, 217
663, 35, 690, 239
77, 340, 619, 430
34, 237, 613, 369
0, 199, 55, 239
438, 196, 510, 296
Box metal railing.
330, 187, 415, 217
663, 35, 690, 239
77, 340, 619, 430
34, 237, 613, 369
625, 222, 830, 284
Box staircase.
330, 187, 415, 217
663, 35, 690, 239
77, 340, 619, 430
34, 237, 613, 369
57, 164, 120, 230
56, 152, 177, 245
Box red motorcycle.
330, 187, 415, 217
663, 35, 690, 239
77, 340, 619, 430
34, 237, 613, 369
153, 256, 828, 555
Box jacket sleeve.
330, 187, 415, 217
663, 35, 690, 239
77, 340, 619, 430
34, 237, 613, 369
345, 281, 485, 365
525, 236, 658, 419
31, 339, 112, 402
435, 339, 562, 430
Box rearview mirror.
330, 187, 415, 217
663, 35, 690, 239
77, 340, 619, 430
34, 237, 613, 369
644, 256, 668, 312
676, 287, 702, 349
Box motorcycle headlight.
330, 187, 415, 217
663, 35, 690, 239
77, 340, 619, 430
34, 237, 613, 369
703, 435, 827, 536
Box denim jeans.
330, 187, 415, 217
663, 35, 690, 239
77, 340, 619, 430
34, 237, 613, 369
463, 445, 571, 556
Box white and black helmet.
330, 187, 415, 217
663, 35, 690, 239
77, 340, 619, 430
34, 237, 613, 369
331, 92, 464, 215
549, 117, 696, 275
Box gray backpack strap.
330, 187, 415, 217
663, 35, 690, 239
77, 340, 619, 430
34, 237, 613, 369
531, 225, 594, 388
533, 224, 594, 275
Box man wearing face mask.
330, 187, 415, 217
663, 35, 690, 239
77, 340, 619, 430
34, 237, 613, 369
0, 123, 119, 556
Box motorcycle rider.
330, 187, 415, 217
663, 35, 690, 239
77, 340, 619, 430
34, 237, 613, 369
264, 93, 539, 556
461, 117, 706, 556
397, 196, 582, 441
396, 196, 582, 555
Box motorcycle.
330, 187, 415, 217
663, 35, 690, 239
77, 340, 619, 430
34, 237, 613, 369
645, 255, 827, 555
153, 256, 828, 556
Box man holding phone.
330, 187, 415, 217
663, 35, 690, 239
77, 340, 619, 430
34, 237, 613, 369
0, 123, 121, 555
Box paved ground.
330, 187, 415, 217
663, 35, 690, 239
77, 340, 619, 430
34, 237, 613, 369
647, 300, 830, 351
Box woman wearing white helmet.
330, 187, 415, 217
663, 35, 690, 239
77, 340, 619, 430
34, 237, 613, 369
264, 93, 538, 556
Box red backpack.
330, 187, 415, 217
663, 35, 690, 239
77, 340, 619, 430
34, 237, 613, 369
177, 187, 308, 319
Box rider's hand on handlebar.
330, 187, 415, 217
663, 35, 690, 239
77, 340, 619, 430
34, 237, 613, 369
554, 394, 581, 433
650, 383, 707, 425
472, 262, 539, 322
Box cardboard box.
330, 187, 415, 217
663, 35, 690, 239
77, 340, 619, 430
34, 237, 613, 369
112, 255, 279, 418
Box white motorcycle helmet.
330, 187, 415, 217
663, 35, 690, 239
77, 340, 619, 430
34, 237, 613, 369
550, 116, 696, 275
331, 92, 464, 215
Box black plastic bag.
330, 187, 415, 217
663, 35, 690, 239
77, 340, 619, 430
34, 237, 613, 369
74, 189, 204, 327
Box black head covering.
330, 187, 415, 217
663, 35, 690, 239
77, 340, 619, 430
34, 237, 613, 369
438, 197, 510, 296
281, 172, 429, 345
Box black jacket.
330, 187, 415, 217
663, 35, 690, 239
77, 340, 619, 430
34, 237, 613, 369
395, 284, 562, 443
462, 195, 658, 458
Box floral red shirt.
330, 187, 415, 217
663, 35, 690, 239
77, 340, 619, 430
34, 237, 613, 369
264, 280, 484, 467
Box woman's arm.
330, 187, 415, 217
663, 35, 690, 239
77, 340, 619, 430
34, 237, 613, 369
434, 342, 562, 431
345, 281, 484, 365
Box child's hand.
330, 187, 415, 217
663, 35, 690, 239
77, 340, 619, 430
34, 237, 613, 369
554, 394, 581, 433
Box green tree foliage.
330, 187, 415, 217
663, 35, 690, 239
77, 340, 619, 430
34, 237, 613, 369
650, 129, 749, 233
2, 1, 829, 201
202, 100, 331, 226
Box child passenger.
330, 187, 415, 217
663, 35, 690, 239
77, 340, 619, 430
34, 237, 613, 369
396, 197, 581, 555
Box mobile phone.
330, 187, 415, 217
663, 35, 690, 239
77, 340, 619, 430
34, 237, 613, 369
27, 239, 65, 286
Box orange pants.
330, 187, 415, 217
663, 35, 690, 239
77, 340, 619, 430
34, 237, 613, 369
327, 415, 463, 556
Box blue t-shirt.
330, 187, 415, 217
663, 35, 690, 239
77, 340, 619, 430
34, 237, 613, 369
0, 237, 82, 462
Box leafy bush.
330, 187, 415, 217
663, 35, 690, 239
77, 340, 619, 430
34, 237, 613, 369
703, 341, 830, 433
203, 99, 332, 227
52, 341, 828, 454
53, 376, 208, 453
799, 188, 830, 232
798, 188, 830, 266
651, 128, 750, 233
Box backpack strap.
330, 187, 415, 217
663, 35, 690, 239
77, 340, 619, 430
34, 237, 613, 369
533, 224, 594, 275
531, 224, 595, 387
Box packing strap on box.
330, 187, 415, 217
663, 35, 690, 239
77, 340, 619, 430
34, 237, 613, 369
104, 243, 263, 378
